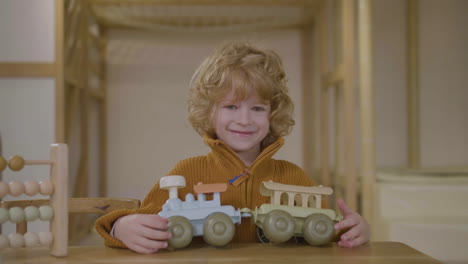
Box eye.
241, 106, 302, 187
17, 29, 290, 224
252, 106, 266, 112
224, 105, 237, 110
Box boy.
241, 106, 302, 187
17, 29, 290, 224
96, 42, 369, 254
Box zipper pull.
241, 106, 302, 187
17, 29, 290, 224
229, 168, 250, 186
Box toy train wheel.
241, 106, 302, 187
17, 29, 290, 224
263, 210, 295, 243
256, 227, 270, 243
303, 213, 334, 246
203, 213, 235, 247
168, 216, 193, 249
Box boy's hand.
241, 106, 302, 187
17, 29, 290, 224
334, 198, 370, 248
114, 214, 172, 254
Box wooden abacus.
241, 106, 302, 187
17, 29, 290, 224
0, 144, 68, 257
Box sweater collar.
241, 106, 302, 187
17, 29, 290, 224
203, 134, 284, 171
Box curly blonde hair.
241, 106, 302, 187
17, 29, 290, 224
188, 42, 295, 147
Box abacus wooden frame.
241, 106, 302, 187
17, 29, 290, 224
0, 144, 68, 257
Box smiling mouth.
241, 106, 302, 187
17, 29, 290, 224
230, 130, 254, 135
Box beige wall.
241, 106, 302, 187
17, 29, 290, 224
418, 0, 468, 167
374, 0, 468, 168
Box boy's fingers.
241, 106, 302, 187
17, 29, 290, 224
140, 215, 169, 230
133, 236, 166, 253
139, 237, 168, 252
340, 226, 360, 241
336, 198, 354, 216
337, 238, 357, 248
138, 226, 172, 241
335, 218, 356, 231
348, 236, 366, 248
131, 244, 158, 254
338, 233, 367, 248
150, 240, 169, 251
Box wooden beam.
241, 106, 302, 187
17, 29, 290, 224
65, 84, 79, 143
69, 0, 91, 243
90, 0, 321, 6
88, 61, 103, 79
49, 143, 68, 257
334, 83, 342, 199
89, 33, 105, 52
358, 0, 376, 227
407, 0, 420, 169
342, 0, 357, 211
0, 63, 55, 77
99, 25, 108, 197
89, 89, 105, 101
55, 0, 65, 143
64, 0, 79, 46
301, 26, 315, 179
321, 63, 344, 88
319, 1, 331, 188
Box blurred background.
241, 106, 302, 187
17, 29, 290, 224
0, 0, 466, 263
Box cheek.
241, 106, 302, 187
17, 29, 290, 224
256, 115, 270, 130
213, 110, 227, 129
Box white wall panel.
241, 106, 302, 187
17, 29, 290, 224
0, 0, 54, 62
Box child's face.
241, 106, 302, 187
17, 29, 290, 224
214, 90, 271, 161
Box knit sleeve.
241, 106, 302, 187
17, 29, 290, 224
94, 203, 163, 248
94, 180, 169, 248
94, 157, 203, 248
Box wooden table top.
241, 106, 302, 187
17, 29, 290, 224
1, 242, 440, 264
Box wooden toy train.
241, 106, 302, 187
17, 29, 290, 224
158, 175, 343, 249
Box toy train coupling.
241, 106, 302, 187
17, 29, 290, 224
240, 208, 252, 218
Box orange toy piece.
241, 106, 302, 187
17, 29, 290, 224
194, 182, 228, 194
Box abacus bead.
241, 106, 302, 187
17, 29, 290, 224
0, 208, 8, 224
24, 181, 40, 196
0, 181, 8, 198
38, 232, 52, 246
8, 233, 25, 248
39, 180, 54, 195
24, 206, 40, 221
9, 207, 25, 223
0, 156, 6, 171
8, 181, 25, 196
8, 155, 25, 171
39, 205, 53, 221
24, 232, 40, 247
0, 234, 9, 248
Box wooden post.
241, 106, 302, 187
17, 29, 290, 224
99, 25, 108, 197
342, 0, 357, 211
55, 0, 65, 143
407, 0, 420, 169
319, 2, 331, 188
49, 143, 68, 257
301, 26, 315, 179
70, 0, 91, 243
358, 0, 376, 226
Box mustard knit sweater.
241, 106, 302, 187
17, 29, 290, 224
95, 135, 315, 248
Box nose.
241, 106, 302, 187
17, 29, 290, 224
236, 108, 252, 125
